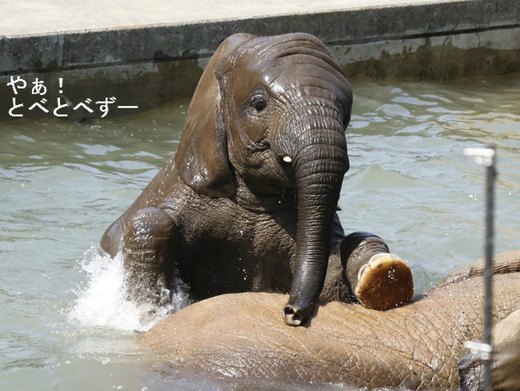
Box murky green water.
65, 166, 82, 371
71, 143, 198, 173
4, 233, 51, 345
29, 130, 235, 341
1, 76, 519, 390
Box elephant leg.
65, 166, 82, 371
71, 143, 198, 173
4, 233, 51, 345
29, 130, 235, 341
122, 207, 178, 306
340, 231, 414, 310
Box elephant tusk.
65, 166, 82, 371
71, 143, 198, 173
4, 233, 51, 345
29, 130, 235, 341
282, 156, 292, 163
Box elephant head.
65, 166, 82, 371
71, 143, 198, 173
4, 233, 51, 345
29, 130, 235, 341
175, 33, 352, 326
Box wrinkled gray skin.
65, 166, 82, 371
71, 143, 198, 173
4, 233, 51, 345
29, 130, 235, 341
144, 250, 520, 390
100, 33, 373, 325
459, 309, 520, 391
455, 255, 520, 391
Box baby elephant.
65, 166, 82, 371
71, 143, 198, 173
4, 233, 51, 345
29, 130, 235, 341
100, 33, 414, 326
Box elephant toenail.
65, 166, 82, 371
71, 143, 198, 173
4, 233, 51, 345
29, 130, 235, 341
358, 264, 368, 281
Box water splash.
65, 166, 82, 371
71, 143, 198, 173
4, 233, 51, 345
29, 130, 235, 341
69, 245, 190, 332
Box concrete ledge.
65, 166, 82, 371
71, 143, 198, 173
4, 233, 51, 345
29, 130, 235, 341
1, 0, 519, 74
1, 0, 519, 121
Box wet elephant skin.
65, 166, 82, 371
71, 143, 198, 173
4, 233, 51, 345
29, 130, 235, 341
144, 251, 520, 390
101, 32, 357, 326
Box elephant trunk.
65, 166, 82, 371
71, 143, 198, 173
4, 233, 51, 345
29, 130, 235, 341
282, 114, 348, 326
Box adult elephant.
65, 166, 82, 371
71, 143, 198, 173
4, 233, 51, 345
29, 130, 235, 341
100, 33, 413, 325
144, 250, 520, 390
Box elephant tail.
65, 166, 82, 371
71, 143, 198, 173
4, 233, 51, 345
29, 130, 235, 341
437, 249, 520, 288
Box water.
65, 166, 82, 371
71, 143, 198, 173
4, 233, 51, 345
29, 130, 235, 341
1, 76, 519, 390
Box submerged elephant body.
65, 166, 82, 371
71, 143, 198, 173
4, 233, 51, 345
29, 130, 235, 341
144, 251, 520, 390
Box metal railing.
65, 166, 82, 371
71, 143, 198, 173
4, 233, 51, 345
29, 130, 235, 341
464, 145, 497, 391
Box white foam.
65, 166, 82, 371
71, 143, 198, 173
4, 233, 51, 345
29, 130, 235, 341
69, 245, 190, 332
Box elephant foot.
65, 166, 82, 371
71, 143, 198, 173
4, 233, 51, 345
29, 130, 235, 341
355, 253, 414, 310
341, 232, 414, 310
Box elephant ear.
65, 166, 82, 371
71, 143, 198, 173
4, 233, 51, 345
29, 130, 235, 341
175, 33, 255, 197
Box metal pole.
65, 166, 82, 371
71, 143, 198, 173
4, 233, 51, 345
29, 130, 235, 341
483, 145, 496, 391
464, 145, 497, 391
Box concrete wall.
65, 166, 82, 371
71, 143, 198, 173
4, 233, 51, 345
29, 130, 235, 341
1, 0, 519, 121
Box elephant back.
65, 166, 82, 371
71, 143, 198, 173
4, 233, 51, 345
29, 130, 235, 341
438, 250, 520, 288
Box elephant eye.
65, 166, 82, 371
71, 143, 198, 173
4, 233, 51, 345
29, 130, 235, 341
251, 95, 267, 112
